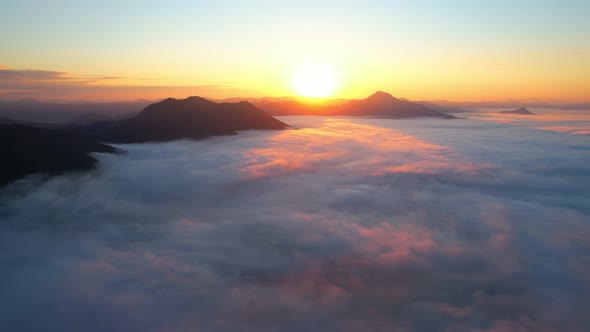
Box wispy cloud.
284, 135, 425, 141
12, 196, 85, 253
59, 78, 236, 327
0, 66, 258, 101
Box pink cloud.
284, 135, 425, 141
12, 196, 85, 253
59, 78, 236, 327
537, 126, 590, 135
238, 119, 492, 178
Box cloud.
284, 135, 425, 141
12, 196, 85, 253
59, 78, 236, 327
537, 126, 590, 135
0, 68, 71, 81
465, 111, 590, 136
0, 68, 138, 84
0, 116, 589, 331
0, 67, 258, 101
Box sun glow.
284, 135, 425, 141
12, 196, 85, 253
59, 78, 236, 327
291, 63, 339, 98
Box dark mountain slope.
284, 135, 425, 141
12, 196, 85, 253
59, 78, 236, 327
67, 113, 112, 125
83, 96, 289, 143
0, 124, 117, 187
0, 115, 58, 128
0, 99, 150, 123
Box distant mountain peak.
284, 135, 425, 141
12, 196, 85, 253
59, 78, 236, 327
85, 96, 288, 143
366, 91, 399, 103
500, 107, 534, 115
158, 97, 179, 105
185, 96, 214, 103
160, 96, 213, 105
255, 92, 455, 119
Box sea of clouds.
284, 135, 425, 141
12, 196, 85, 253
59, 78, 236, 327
1, 113, 589, 332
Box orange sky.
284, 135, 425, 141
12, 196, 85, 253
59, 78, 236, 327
1, 1, 589, 102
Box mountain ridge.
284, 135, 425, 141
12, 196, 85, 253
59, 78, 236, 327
500, 107, 535, 115
255, 91, 455, 118
75, 96, 289, 143
0, 124, 117, 187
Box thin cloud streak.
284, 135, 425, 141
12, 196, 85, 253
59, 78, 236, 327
0, 67, 258, 101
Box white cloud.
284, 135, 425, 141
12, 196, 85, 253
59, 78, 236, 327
1, 116, 589, 331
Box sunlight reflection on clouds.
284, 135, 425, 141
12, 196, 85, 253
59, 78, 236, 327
0, 116, 589, 331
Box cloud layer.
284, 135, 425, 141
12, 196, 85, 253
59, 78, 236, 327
1, 115, 589, 331
0, 67, 255, 101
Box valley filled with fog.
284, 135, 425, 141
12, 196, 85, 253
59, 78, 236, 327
1, 113, 589, 332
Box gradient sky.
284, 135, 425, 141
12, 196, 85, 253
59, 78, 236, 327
1, 0, 589, 101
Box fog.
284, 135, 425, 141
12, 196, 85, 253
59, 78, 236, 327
1, 114, 589, 331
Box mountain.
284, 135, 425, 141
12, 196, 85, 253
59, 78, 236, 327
255, 100, 328, 116
426, 100, 590, 110
67, 113, 113, 125
0, 124, 117, 187
79, 96, 289, 143
338, 91, 454, 118
0, 112, 118, 128
255, 91, 454, 119
0, 99, 151, 123
0, 115, 58, 128
500, 107, 535, 115
418, 101, 473, 113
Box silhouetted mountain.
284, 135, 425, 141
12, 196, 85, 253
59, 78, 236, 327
215, 96, 299, 104
0, 115, 58, 128
0, 99, 151, 123
256, 91, 454, 119
418, 101, 473, 113
0, 112, 118, 128
425, 100, 590, 110
500, 107, 535, 115
0, 124, 117, 187
79, 96, 289, 143
67, 113, 112, 125
338, 91, 454, 118
255, 100, 328, 116
364, 91, 400, 104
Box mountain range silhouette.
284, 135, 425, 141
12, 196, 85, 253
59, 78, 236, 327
0, 94, 459, 186
0, 98, 289, 186
256, 91, 455, 118
499, 107, 535, 115
75, 96, 289, 143
0, 124, 117, 187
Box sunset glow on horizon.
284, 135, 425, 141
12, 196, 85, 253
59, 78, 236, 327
1, 0, 589, 102
291, 63, 340, 98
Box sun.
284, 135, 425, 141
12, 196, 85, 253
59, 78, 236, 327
291, 63, 339, 98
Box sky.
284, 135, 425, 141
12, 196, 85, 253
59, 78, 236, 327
2, 114, 590, 331
1, 0, 589, 101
